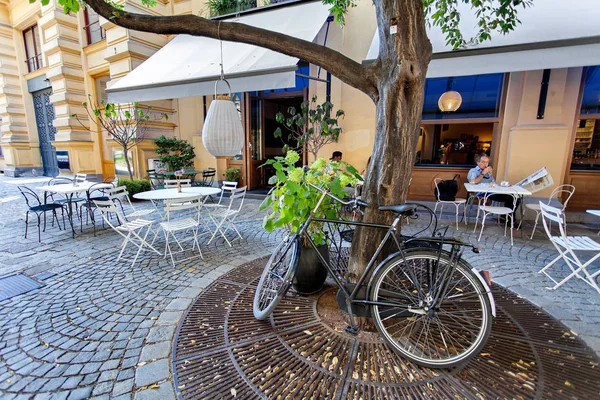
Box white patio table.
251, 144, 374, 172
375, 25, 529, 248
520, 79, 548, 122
133, 187, 221, 219
36, 182, 113, 238
464, 183, 532, 236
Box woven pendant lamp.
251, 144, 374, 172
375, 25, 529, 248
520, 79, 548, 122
202, 88, 244, 157
202, 22, 244, 158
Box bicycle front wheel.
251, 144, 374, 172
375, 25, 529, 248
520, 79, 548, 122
253, 235, 300, 320
370, 250, 492, 368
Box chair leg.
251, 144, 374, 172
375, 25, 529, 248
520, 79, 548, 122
530, 211, 541, 240
454, 204, 459, 230
478, 214, 487, 242
24, 211, 29, 239
473, 205, 482, 233
36, 214, 41, 242
510, 215, 514, 246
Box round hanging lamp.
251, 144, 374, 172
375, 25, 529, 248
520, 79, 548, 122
202, 80, 244, 157
438, 90, 463, 112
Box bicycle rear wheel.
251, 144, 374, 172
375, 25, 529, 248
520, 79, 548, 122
253, 235, 300, 320
370, 249, 492, 368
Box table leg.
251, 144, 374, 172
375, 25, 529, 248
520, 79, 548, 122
66, 193, 76, 238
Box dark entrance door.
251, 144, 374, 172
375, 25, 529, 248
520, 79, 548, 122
32, 88, 59, 176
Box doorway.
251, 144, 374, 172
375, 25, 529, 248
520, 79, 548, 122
32, 88, 59, 176
243, 91, 304, 190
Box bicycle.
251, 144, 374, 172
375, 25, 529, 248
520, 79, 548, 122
253, 183, 496, 368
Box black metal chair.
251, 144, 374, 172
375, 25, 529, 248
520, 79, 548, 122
79, 182, 114, 235
18, 186, 66, 242
147, 169, 165, 190
46, 177, 86, 218
200, 168, 216, 187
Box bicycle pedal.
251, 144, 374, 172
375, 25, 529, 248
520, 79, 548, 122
344, 325, 360, 335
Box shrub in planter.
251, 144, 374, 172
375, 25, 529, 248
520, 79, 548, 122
224, 168, 241, 183
118, 179, 151, 199
260, 150, 360, 293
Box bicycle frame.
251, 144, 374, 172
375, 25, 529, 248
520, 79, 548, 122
292, 183, 472, 328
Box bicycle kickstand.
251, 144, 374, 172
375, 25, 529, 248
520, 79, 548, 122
344, 304, 360, 336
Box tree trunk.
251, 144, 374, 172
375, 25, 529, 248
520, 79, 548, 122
124, 146, 134, 180
348, 0, 432, 327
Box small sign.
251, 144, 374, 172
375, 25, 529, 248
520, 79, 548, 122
56, 151, 70, 170
390, 25, 397, 35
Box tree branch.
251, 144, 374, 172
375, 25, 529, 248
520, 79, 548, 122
85, 0, 380, 102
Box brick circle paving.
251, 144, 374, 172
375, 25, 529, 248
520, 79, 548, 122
173, 257, 600, 399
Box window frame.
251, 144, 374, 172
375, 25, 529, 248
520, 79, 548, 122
23, 25, 42, 73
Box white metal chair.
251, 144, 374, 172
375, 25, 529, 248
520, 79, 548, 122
108, 186, 155, 220
164, 179, 191, 189
203, 180, 238, 209
207, 186, 247, 247
538, 202, 600, 293
159, 195, 204, 267
525, 184, 575, 239
433, 178, 466, 230
476, 188, 519, 246
94, 199, 161, 266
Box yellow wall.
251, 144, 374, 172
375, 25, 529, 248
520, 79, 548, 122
497, 68, 582, 197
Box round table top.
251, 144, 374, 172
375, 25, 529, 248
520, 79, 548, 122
133, 187, 221, 200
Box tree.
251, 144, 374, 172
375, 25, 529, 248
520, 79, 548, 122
57, 0, 530, 277
274, 96, 344, 162
73, 97, 168, 180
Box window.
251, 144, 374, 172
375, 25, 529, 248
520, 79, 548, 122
94, 75, 110, 105
84, 8, 106, 46
416, 122, 494, 166
572, 66, 600, 170
422, 73, 504, 120
23, 25, 42, 73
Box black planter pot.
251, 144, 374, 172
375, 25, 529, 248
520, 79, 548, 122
293, 244, 329, 295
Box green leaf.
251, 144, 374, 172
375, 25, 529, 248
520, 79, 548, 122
274, 127, 282, 138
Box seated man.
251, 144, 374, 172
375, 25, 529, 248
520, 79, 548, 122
468, 153, 519, 215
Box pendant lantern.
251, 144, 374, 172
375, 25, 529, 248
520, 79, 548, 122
202, 80, 244, 157
438, 90, 463, 112
438, 77, 462, 112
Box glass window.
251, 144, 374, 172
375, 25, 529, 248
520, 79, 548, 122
84, 8, 106, 46
422, 73, 504, 120
94, 75, 110, 105
23, 25, 42, 73
571, 119, 600, 170
416, 122, 494, 166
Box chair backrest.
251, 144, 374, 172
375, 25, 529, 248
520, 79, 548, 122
201, 169, 216, 187
93, 199, 127, 227
217, 181, 238, 204
164, 179, 191, 188
74, 173, 87, 184
225, 186, 247, 213
539, 202, 568, 242
18, 186, 42, 208
108, 186, 135, 209
163, 195, 203, 221
87, 182, 114, 201
147, 171, 166, 190
48, 177, 73, 186
547, 184, 576, 211
482, 187, 520, 212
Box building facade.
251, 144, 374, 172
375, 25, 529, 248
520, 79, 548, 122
1, 0, 599, 210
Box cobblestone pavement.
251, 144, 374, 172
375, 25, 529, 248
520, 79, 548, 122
0, 175, 599, 399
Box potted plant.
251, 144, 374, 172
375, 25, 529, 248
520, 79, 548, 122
224, 168, 241, 184
260, 150, 359, 294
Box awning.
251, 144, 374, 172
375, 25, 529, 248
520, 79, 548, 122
365, 0, 600, 77
107, 2, 330, 103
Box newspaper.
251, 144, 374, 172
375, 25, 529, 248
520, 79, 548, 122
514, 167, 554, 194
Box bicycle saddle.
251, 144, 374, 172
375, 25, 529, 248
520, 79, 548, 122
378, 203, 417, 215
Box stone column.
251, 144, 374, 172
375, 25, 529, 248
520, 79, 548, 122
0, 19, 42, 177
39, 1, 97, 175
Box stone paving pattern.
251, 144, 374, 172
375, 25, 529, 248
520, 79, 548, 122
0, 175, 598, 399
